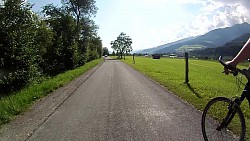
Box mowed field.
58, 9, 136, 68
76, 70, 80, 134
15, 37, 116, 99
122, 56, 250, 139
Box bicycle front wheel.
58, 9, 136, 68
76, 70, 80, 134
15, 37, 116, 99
201, 97, 245, 141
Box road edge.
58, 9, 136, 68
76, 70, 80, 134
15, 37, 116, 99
0, 61, 104, 141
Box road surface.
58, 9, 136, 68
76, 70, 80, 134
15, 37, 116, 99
0, 58, 203, 141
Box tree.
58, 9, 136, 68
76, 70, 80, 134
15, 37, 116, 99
42, 4, 79, 75
110, 40, 118, 57
86, 36, 102, 61
102, 47, 109, 56
61, 0, 97, 31
0, 0, 102, 94
111, 32, 133, 59
124, 36, 132, 59
111, 50, 115, 56
0, 0, 41, 93
60, 0, 99, 65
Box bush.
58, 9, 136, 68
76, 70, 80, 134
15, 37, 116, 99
0, 1, 41, 94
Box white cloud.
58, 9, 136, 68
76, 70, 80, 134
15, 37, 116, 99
177, 0, 250, 40
202, 0, 250, 26
148, 0, 250, 49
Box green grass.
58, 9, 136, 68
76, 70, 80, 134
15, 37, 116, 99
122, 56, 250, 139
0, 59, 103, 125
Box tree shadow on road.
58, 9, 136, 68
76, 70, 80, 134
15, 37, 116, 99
186, 83, 202, 99
106, 58, 118, 60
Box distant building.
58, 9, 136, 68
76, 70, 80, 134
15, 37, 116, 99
169, 54, 177, 58
152, 54, 161, 59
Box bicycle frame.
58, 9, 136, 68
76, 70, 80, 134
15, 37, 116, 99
217, 82, 250, 131
241, 82, 250, 106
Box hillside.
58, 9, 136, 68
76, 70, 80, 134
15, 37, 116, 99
138, 22, 250, 54
137, 36, 195, 54
190, 33, 250, 59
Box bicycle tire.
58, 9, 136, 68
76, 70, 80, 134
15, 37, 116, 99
201, 97, 245, 141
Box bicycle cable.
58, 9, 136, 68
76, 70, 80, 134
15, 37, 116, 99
236, 75, 245, 92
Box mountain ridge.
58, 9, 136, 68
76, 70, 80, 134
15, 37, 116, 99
137, 22, 250, 54
189, 33, 250, 59
137, 36, 196, 54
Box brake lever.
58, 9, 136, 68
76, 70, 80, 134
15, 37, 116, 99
219, 56, 238, 76
222, 70, 238, 76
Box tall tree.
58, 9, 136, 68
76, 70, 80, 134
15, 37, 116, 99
124, 36, 133, 59
61, 0, 97, 29
110, 40, 119, 57
111, 32, 133, 59
61, 0, 99, 64
102, 47, 109, 56
78, 18, 100, 64
42, 4, 79, 75
0, 0, 41, 92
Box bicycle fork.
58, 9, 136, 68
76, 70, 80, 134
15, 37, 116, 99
216, 99, 241, 131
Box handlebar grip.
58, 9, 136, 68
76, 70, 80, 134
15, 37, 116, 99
219, 56, 238, 76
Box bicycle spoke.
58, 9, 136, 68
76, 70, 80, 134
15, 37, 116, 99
202, 97, 245, 141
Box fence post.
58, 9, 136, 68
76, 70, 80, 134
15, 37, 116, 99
185, 52, 189, 83
133, 53, 135, 64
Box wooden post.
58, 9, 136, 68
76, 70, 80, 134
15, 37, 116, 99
133, 53, 135, 64
185, 52, 189, 83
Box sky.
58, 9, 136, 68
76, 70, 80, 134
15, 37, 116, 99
7, 0, 250, 51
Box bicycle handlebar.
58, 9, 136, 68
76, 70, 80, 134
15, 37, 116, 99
219, 56, 250, 80
219, 56, 238, 76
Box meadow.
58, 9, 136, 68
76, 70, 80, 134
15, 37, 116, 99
122, 56, 250, 139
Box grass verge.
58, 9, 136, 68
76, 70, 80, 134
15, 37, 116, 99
122, 56, 250, 140
0, 59, 103, 125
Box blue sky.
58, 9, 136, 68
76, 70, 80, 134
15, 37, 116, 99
24, 0, 250, 51
94, 0, 198, 51
29, 0, 61, 12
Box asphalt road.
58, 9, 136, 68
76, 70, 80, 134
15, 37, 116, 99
0, 58, 204, 141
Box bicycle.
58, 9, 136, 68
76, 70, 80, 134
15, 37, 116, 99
201, 56, 250, 141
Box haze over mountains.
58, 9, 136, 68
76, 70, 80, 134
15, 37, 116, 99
137, 22, 250, 55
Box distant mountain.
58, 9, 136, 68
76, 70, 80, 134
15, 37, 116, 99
140, 22, 250, 54
136, 36, 196, 54
189, 33, 250, 59
224, 33, 250, 46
